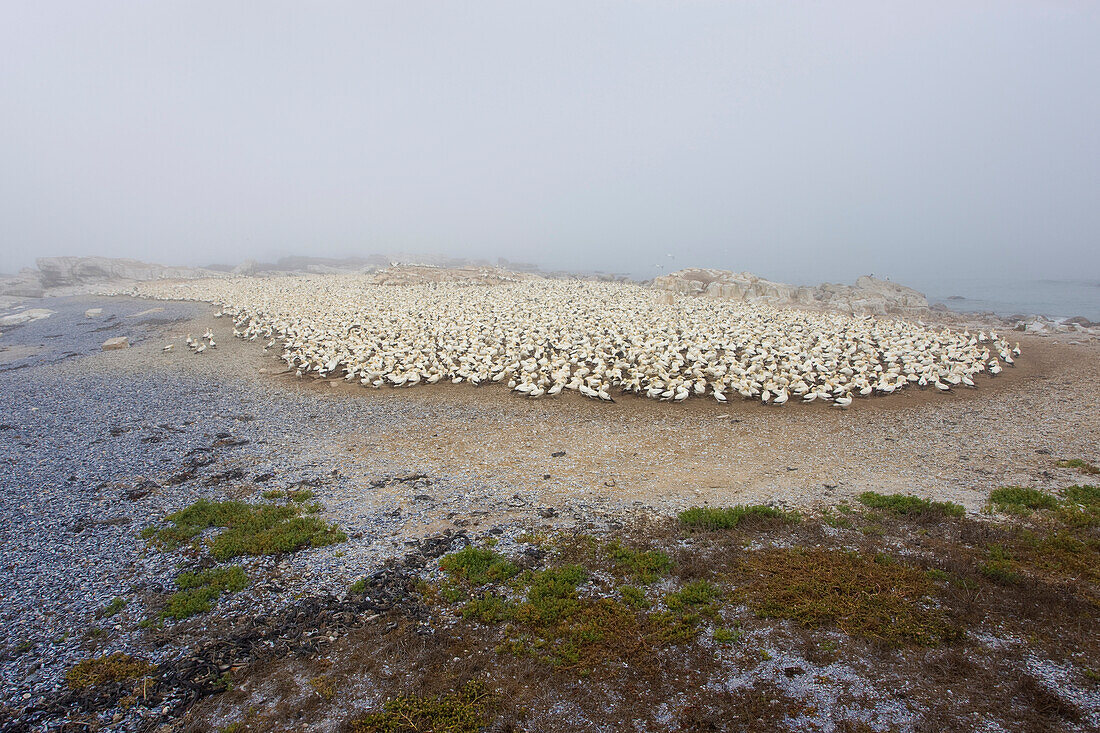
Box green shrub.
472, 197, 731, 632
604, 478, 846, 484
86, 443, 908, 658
990, 487, 1058, 514
665, 581, 722, 613
678, 505, 799, 530
606, 540, 671, 583
211, 515, 345, 560
713, 626, 741, 645
979, 545, 1022, 585
96, 596, 127, 619
147, 498, 345, 560
857, 492, 964, 518
620, 585, 650, 609
1063, 484, 1100, 507
439, 546, 519, 586
162, 566, 248, 619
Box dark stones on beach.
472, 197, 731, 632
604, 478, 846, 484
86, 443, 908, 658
369, 472, 430, 489
165, 470, 195, 486
125, 480, 160, 500
204, 468, 245, 485
212, 436, 250, 448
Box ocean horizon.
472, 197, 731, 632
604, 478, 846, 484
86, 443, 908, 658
911, 277, 1100, 322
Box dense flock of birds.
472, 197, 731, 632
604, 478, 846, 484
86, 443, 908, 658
135, 276, 1019, 408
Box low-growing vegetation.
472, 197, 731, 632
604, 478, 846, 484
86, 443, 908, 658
162, 565, 248, 619
605, 540, 671, 583
349, 680, 494, 733
978, 544, 1022, 585
678, 504, 799, 530
64, 482, 1100, 733
738, 548, 962, 645
142, 498, 346, 560
435, 543, 721, 671
857, 491, 965, 517
309, 675, 337, 701
65, 653, 153, 690
1062, 483, 1100, 522
96, 596, 127, 619
989, 486, 1059, 514
264, 488, 316, 502
438, 546, 518, 586
713, 625, 741, 644
1056, 458, 1099, 475
982, 484, 1100, 591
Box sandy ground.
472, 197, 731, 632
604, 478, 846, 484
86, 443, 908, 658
110, 298, 1100, 515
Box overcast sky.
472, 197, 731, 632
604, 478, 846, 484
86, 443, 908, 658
1, 2, 1097, 284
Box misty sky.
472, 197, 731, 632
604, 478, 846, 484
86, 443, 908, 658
1, 2, 1098, 285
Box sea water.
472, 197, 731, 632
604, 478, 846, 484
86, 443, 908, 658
910, 278, 1100, 322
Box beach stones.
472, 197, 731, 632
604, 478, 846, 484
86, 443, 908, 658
101, 336, 130, 350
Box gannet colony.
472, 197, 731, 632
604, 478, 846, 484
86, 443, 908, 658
130, 275, 1019, 407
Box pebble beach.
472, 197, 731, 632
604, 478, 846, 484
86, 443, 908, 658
1, 287, 1098, 731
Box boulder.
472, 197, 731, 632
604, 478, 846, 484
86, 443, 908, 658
84, 308, 104, 318
853, 276, 929, 311
101, 336, 130, 350
0, 308, 55, 326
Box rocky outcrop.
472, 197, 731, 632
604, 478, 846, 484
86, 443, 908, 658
652, 269, 929, 316
35, 257, 223, 288
1010, 315, 1100, 339
0, 270, 46, 298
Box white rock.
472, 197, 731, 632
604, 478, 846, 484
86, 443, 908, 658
84, 308, 104, 318
0, 308, 55, 326
101, 336, 130, 350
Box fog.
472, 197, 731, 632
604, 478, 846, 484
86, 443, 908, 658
2, 2, 1098, 285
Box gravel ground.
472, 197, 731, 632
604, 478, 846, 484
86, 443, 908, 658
1, 293, 1098, 730
0, 296, 627, 722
